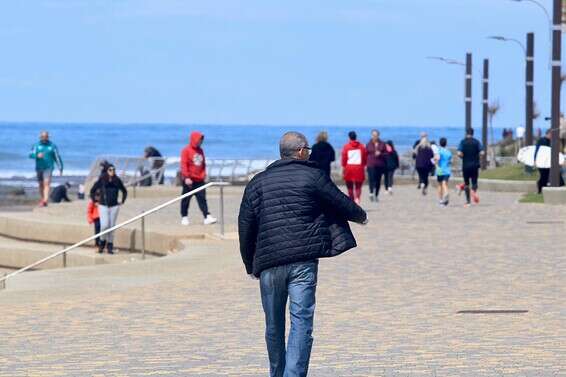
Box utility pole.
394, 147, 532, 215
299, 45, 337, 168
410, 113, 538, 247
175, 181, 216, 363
465, 53, 472, 133
526, 32, 535, 146
482, 59, 489, 170
550, 0, 562, 186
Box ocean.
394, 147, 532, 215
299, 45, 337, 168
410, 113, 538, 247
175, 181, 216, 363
0, 122, 503, 181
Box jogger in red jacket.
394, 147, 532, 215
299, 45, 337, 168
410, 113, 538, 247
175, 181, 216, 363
341, 131, 367, 205
180, 131, 217, 225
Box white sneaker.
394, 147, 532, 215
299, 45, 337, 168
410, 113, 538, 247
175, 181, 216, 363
388, 188, 393, 195
181, 217, 190, 226
203, 215, 217, 225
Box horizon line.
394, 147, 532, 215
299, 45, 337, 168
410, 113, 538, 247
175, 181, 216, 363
0, 120, 498, 130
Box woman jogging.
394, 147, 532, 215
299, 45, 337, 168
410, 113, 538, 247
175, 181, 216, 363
366, 130, 387, 202
414, 136, 434, 196
341, 131, 367, 205
89, 164, 127, 254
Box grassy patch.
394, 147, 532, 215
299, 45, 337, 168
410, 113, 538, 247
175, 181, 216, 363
519, 192, 544, 204
480, 164, 537, 181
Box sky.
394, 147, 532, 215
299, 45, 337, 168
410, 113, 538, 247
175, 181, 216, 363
0, 0, 560, 129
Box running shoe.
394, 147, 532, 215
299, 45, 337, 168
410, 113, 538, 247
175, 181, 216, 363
456, 184, 465, 196
472, 191, 480, 204
388, 188, 393, 195
181, 217, 190, 226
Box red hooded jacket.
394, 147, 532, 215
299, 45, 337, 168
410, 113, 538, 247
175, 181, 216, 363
341, 140, 367, 183
181, 131, 206, 182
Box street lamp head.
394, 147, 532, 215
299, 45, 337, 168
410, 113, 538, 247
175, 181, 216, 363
487, 36, 507, 41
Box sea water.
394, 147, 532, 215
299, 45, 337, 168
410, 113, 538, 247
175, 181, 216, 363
0, 122, 503, 181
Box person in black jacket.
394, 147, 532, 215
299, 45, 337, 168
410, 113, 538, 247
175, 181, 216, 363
238, 131, 367, 377
50, 182, 72, 203
309, 131, 335, 177
384, 140, 399, 194
89, 164, 127, 254
535, 129, 551, 194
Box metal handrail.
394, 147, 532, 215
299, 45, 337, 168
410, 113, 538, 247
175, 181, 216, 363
0, 181, 230, 288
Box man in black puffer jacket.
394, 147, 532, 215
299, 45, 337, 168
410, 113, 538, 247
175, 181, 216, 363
239, 131, 367, 377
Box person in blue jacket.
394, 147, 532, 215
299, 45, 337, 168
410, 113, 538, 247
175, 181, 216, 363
29, 131, 64, 207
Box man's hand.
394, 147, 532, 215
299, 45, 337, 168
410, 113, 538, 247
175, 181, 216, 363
248, 273, 258, 280
184, 178, 193, 186
37, 152, 44, 159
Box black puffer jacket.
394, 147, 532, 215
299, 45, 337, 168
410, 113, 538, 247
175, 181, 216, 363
238, 159, 367, 277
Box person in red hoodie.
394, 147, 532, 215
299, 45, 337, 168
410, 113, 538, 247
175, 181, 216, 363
341, 131, 367, 205
180, 131, 217, 226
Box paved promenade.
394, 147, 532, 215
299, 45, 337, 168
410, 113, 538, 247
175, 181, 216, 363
0, 185, 565, 376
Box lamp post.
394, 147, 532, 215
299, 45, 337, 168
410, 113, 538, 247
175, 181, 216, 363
482, 59, 489, 170
550, 0, 562, 187
488, 33, 535, 146
466, 53, 473, 132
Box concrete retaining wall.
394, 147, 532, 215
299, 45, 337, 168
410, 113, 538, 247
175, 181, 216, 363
0, 216, 183, 256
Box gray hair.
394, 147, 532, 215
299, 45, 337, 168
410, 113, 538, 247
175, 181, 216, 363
279, 131, 309, 159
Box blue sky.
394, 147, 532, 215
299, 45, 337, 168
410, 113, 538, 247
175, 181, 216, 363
0, 0, 558, 129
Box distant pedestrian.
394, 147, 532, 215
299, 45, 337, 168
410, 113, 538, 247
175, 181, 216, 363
50, 182, 72, 203
341, 131, 367, 205
89, 164, 127, 254
144, 146, 165, 185
180, 131, 217, 226
535, 129, 551, 194
458, 128, 484, 206
384, 140, 399, 194
309, 131, 336, 177
366, 129, 388, 202
238, 131, 368, 377
435, 138, 452, 206
29, 131, 63, 207
414, 136, 434, 195
87, 191, 101, 248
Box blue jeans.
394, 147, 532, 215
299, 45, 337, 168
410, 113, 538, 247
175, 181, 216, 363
260, 260, 318, 377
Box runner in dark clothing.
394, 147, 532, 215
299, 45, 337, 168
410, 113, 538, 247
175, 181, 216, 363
458, 128, 484, 206
384, 140, 399, 194
309, 131, 335, 177
414, 137, 434, 195
366, 129, 388, 202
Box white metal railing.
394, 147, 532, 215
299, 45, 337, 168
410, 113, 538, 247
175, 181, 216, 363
0, 181, 230, 290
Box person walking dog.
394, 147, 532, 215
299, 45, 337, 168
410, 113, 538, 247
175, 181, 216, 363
238, 131, 368, 377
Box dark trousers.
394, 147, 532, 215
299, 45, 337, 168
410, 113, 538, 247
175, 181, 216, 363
537, 168, 565, 193
463, 167, 479, 204
93, 218, 101, 247
180, 181, 209, 218
416, 167, 430, 188
538, 168, 549, 194
384, 169, 395, 189
260, 260, 318, 377
367, 166, 385, 197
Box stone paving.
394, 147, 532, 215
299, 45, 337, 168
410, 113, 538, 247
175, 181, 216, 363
0, 185, 565, 376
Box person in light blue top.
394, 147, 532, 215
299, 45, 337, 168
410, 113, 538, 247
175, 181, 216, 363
435, 137, 452, 206
29, 131, 64, 207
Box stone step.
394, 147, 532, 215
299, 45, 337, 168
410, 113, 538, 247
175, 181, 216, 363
0, 235, 150, 270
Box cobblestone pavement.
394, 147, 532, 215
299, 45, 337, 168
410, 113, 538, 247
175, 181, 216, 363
0, 185, 565, 376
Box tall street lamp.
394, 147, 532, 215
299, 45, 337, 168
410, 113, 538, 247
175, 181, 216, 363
488, 33, 535, 146
550, 0, 562, 187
